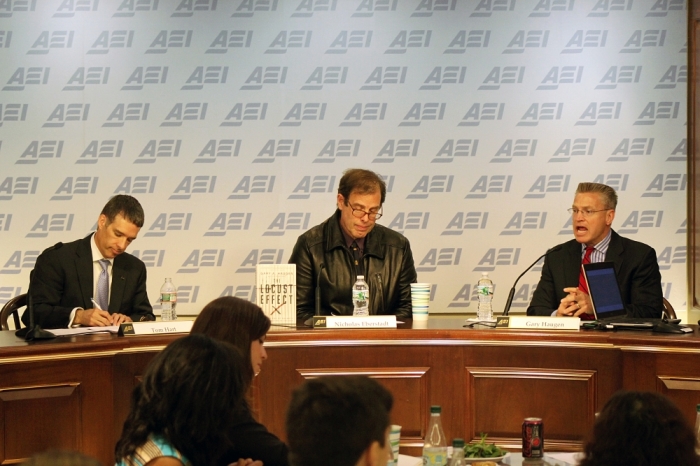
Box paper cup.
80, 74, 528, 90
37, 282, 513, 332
386, 424, 401, 466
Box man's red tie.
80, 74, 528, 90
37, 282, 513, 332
578, 246, 595, 320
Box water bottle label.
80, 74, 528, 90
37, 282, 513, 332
476, 285, 491, 296
161, 293, 177, 302
353, 290, 367, 300
422, 449, 448, 466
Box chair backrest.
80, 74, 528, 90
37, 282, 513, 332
662, 298, 677, 320
0, 294, 26, 331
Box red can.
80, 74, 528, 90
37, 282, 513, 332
522, 417, 544, 458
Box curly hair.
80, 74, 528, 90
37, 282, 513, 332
579, 390, 699, 466
191, 296, 271, 384
114, 334, 248, 466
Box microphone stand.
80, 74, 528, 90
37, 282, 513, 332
502, 246, 561, 316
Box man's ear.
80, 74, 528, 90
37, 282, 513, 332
357, 440, 385, 466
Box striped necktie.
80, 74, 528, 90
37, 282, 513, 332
96, 259, 109, 310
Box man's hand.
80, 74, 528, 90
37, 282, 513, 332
75, 308, 112, 326
556, 287, 593, 317
109, 313, 132, 326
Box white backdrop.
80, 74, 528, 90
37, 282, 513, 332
0, 0, 688, 318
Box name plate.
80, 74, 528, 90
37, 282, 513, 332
119, 320, 193, 336
313, 315, 397, 329
495, 316, 580, 330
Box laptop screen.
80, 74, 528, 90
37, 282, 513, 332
583, 262, 627, 319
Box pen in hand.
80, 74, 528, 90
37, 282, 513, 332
90, 298, 115, 325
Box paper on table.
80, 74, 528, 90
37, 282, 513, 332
49, 326, 120, 336
545, 452, 582, 465
397, 455, 422, 466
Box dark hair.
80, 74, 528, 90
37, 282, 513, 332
101, 195, 145, 227
191, 296, 271, 384
576, 182, 618, 210
286, 375, 393, 466
579, 390, 699, 466
115, 334, 248, 466
337, 169, 386, 205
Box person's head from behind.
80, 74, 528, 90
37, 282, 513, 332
286, 375, 393, 466
336, 169, 387, 240
191, 296, 271, 380
580, 390, 699, 466
95, 195, 145, 258
115, 333, 248, 466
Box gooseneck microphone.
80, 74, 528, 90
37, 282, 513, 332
304, 263, 325, 326
16, 289, 55, 341
502, 245, 562, 316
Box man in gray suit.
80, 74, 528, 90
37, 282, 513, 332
25, 195, 154, 328
527, 182, 663, 319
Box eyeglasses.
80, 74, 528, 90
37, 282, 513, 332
349, 204, 382, 220
568, 208, 610, 218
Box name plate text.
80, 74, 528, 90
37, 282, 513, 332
313, 315, 397, 329
119, 320, 193, 336
495, 316, 580, 330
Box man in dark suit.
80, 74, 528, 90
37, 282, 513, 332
25, 195, 154, 328
527, 182, 663, 319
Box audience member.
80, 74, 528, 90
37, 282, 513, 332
191, 296, 289, 466
114, 334, 260, 466
579, 390, 699, 466
285, 375, 394, 466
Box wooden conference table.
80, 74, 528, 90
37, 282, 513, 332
1, 318, 700, 465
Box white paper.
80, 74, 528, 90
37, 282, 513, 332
48, 325, 119, 336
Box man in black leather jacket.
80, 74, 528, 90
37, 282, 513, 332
289, 169, 417, 320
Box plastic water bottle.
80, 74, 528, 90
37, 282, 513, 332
694, 404, 700, 454
422, 406, 448, 466
476, 272, 494, 321
352, 275, 369, 316
160, 278, 177, 321
448, 439, 466, 466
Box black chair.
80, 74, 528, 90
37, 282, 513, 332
0, 294, 26, 331
662, 298, 677, 320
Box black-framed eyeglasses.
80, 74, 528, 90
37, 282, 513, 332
567, 208, 610, 218
349, 205, 382, 220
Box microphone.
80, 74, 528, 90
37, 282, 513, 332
304, 263, 325, 326
502, 245, 562, 316
315, 263, 325, 317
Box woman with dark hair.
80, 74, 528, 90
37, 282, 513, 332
191, 296, 289, 466
114, 333, 261, 466
579, 390, 700, 466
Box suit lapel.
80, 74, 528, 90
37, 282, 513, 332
604, 230, 624, 274
76, 236, 94, 310
109, 256, 127, 313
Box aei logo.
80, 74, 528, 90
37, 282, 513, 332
241, 67, 287, 90
265, 30, 312, 54
63, 67, 110, 91
524, 175, 570, 199
634, 102, 681, 125
465, 175, 512, 199
28, 31, 75, 54
181, 66, 228, 90
473, 248, 521, 272
340, 103, 387, 127
236, 249, 285, 273
87, 31, 134, 54
143, 213, 193, 237
232, 0, 278, 17
326, 31, 372, 54
0, 177, 39, 201
292, 0, 336, 17
263, 213, 311, 236
491, 139, 537, 163
588, 0, 632, 17
25, 214, 74, 238
607, 138, 652, 162
657, 246, 686, 270
352, 0, 397, 17
16, 141, 63, 165
130, 250, 166, 268
459, 103, 504, 126
114, 176, 158, 194
595, 66, 641, 90
373, 139, 420, 164
617, 210, 663, 235
0, 0, 36, 17
620, 30, 666, 53
220, 103, 267, 126
172, 0, 217, 17
279, 103, 326, 127
549, 138, 596, 163
432, 139, 478, 163
500, 212, 547, 236
204, 213, 252, 237
160, 103, 207, 127
254, 140, 300, 163
479, 66, 525, 90
169, 176, 216, 200
537, 66, 583, 91
51, 177, 98, 201
206, 30, 253, 54
76, 140, 123, 165
386, 212, 430, 234
146, 30, 193, 54
517, 103, 563, 127
412, 0, 456, 17
642, 174, 686, 197
302, 67, 348, 91
121, 67, 168, 91
385, 30, 431, 54
113, 0, 159, 17
530, 0, 573, 17
406, 175, 453, 199
0, 214, 11, 231
3, 67, 50, 91
43, 104, 89, 128
416, 248, 461, 272
178, 250, 225, 273
361, 67, 407, 91
470, 0, 515, 17
103, 103, 150, 127
314, 140, 361, 163
561, 30, 608, 54
135, 140, 181, 164
655, 65, 686, 90
444, 30, 490, 53
0, 250, 40, 275
194, 140, 241, 163
440, 212, 488, 235
420, 66, 466, 91
503, 30, 549, 54
288, 176, 335, 200
399, 103, 445, 127
575, 102, 622, 126
228, 176, 275, 200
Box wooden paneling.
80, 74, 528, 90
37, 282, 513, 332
690, 0, 700, 324
0, 323, 700, 462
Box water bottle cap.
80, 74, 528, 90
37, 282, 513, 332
452, 438, 465, 448
430, 405, 441, 414
357, 275, 364, 279
481, 272, 488, 276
